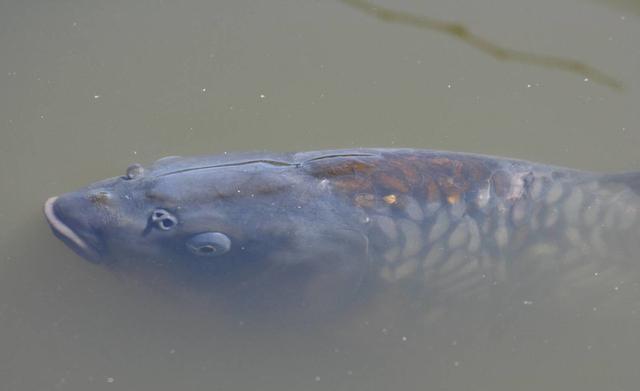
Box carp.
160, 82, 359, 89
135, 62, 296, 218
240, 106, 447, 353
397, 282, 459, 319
44, 149, 640, 316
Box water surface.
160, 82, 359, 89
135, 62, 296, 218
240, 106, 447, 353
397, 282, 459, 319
1, 0, 640, 390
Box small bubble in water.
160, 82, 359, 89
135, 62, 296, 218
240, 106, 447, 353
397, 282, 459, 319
259, 93, 265, 99
93, 95, 100, 99
314, 376, 321, 382
106, 377, 115, 383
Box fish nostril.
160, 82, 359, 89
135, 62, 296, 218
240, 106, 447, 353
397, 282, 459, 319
125, 164, 144, 180
150, 209, 178, 231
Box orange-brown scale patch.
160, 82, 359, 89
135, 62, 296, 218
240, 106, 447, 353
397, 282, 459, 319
464, 160, 492, 183
308, 159, 376, 178
383, 194, 398, 205
446, 193, 461, 205
424, 178, 441, 203
388, 158, 422, 187
332, 176, 375, 192
374, 172, 410, 193
428, 157, 453, 168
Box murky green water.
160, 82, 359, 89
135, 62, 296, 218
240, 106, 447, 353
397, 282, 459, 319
2, 0, 640, 390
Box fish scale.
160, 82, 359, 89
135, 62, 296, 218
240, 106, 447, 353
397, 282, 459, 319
319, 151, 640, 299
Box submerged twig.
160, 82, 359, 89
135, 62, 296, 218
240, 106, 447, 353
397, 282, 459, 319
340, 0, 624, 91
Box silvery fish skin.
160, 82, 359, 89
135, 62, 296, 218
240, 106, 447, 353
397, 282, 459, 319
44, 149, 640, 314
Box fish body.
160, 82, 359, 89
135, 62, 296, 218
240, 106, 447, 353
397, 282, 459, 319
44, 149, 640, 315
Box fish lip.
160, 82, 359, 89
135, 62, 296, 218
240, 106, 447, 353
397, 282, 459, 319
44, 196, 102, 263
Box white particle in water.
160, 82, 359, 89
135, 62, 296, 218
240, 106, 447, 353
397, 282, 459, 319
106, 377, 115, 383
314, 376, 321, 382
527, 84, 532, 88
453, 361, 460, 367
202, 88, 207, 92
401, 336, 408, 341
259, 93, 265, 99
93, 95, 100, 99
584, 78, 589, 82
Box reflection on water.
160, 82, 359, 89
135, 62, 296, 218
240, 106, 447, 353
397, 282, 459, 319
341, 0, 624, 90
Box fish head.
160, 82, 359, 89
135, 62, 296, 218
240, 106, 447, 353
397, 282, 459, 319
44, 154, 371, 288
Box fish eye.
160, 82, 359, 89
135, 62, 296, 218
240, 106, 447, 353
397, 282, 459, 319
124, 164, 144, 180
186, 232, 231, 257
150, 209, 178, 231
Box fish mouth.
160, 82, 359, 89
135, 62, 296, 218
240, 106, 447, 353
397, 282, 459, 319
44, 196, 102, 263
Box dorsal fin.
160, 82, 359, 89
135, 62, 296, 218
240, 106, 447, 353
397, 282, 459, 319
302, 155, 379, 178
